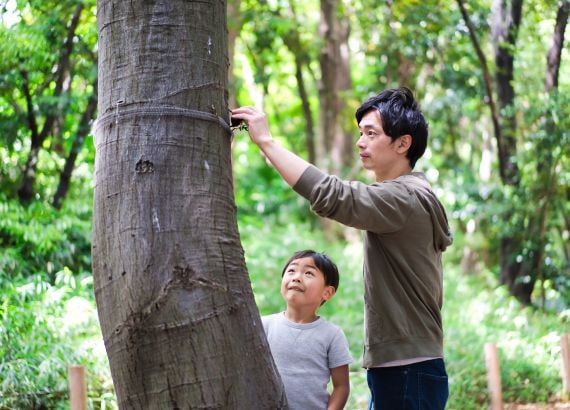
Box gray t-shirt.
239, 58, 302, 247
262, 312, 353, 410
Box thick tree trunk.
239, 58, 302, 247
92, 1, 286, 408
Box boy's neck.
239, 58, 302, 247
284, 308, 319, 324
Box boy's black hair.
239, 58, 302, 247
355, 86, 428, 168
281, 249, 340, 291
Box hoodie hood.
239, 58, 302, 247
401, 173, 453, 252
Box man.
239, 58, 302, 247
232, 87, 452, 410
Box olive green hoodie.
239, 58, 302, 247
293, 166, 453, 367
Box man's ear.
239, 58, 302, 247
396, 134, 412, 153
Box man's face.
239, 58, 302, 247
357, 110, 401, 178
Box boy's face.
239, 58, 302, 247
281, 257, 335, 308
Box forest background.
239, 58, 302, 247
0, 0, 569, 408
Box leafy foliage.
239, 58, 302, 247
0, 269, 114, 410
3, 221, 568, 409
0, 0, 97, 203
0, 193, 92, 281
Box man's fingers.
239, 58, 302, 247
231, 106, 261, 117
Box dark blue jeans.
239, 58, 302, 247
367, 358, 449, 410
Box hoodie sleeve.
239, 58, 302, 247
293, 166, 414, 234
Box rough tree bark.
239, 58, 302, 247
92, 0, 286, 408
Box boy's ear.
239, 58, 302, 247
322, 286, 336, 302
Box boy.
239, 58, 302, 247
262, 250, 352, 410
233, 87, 452, 409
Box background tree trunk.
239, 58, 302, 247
458, 0, 568, 305
318, 0, 352, 175
545, 0, 569, 93
283, 2, 316, 164
491, 0, 522, 186
491, 0, 533, 304
92, 1, 286, 408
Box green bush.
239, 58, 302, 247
0, 269, 114, 410
2, 216, 569, 409
443, 266, 570, 409
0, 194, 92, 282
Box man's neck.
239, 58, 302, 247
375, 163, 413, 182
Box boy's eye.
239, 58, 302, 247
305, 271, 315, 277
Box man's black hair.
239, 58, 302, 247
355, 87, 428, 168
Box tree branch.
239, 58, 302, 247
52, 76, 98, 209
456, 0, 502, 160
39, 4, 84, 141
20, 70, 39, 143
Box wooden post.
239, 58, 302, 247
561, 334, 570, 398
484, 343, 503, 410
68, 365, 87, 410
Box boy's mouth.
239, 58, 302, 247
288, 285, 304, 292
